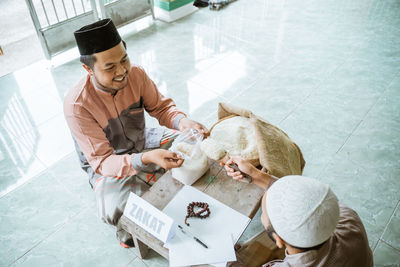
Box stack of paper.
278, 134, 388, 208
163, 185, 250, 267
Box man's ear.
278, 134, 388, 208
273, 233, 285, 249
82, 64, 94, 76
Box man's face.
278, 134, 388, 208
90, 42, 130, 91
261, 193, 270, 228
261, 193, 275, 241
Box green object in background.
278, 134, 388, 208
154, 0, 194, 11
207, 175, 217, 183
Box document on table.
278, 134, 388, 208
163, 185, 251, 267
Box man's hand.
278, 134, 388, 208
178, 117, 209, 137
222, 156, 276, 190
222, 156, 257, 182
142, 149, 184, 170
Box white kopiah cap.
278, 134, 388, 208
266, 175, 339, 248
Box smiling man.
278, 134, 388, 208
64, 19, 208, 247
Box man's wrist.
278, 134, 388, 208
132, 152, 150, 171
248, 167, 260, 178
174, 114, 186, 130
141, 151, 155, 166
252, 170, 274, 190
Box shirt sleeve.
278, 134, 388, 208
64, 103, 139, 178
335, 203, 370, 239
138, 67, 187, 129
262, 260, 285, 267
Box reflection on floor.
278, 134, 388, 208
0, 0, 399, 266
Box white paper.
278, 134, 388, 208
169, 227, 235, 267
163, 185, 251, 267
210, 234, 236, 267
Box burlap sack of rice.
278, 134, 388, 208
210, 102, 305, 178
210, 115, 260, 166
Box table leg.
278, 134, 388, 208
133, 237, 149, 259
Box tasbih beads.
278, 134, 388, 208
185, 202, 210, 226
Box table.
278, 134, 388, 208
119, 160, 264, 260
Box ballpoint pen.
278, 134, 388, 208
177, 225, 208, 249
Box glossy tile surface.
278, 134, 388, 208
0, 0, 399, 266
13, 206, 136, 267
0, 173, 83, 265
382, 203, 400, 251
373, 241, 400, 267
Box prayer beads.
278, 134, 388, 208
184, 202, 210, 226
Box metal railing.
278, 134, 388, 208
33, 0, 94, 28
25, 0, 153, 59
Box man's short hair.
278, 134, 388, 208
80, 54, 96, 69
266, 223, 325, 252
80, 40, 127, 70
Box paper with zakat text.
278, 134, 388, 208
123, 192, 174, 243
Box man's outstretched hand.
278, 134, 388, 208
222, 156, 257, 182
221, 156, 277, 190
178, 117, 210, 137
142, 149, 184, 170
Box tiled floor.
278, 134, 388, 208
1, 0, 399, 266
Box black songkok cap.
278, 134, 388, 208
74, 18, 121, 55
